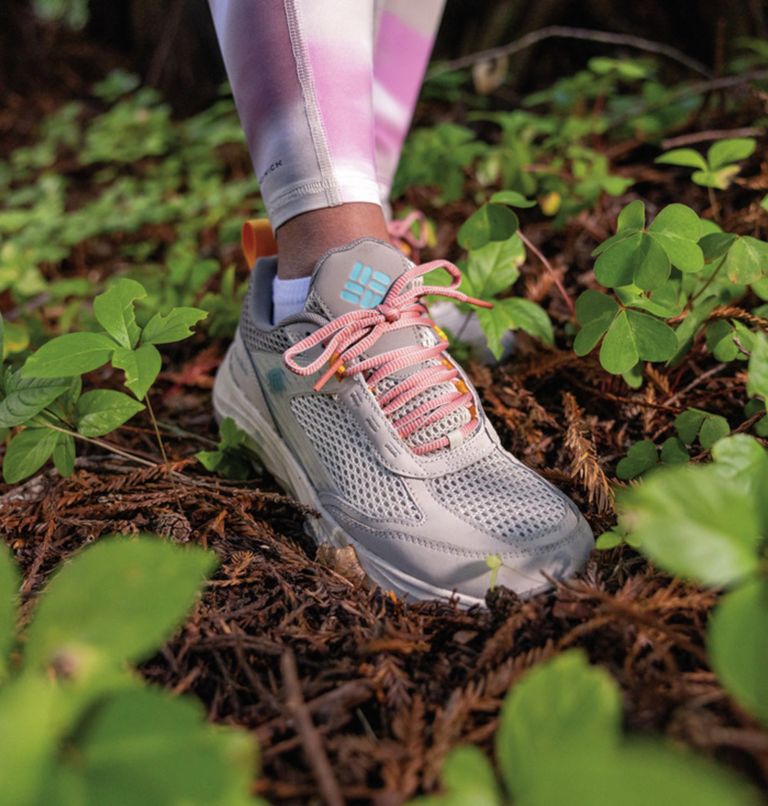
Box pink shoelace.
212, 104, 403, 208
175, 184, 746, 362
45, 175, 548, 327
283, 261, 492, 455
388, 210, 429, 262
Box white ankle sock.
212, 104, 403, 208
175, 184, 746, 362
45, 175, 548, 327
272, 275, 311, 324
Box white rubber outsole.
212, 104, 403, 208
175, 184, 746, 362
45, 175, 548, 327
212, 350, 487, 608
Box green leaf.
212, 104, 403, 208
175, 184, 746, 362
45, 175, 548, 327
81, 687, 256, 803
655, 148, 708, 171
599, 310, 677, 375
723, 236, 768, 284
747, 332, 768, 400
675, 408, 706, 443
489, 190, 536, 208
75, 390, 145, 437
141, 307, 208, 345
620, 464, 763, 587
706, 320, 740, 362
699, 414, 730, 449
707, 137, 756, 170
573, 291, 619, 356
477, 298, 553, 359
0, 373, 71, 428
0, 674, 61, 806
497, 298, 553, 344
22, 333, 117, 378
648, 204, 704, 273
2, 427, 60, 484
418, 746, 503, 806
712, 434, 767, 483
496, 650, 621, 798
617, 199, 645, 232
79, 686, 257, 806
93, 278, 146, 349
700, 232, 737, 262
465, 236, 523, 299
457, 204, 519, 251
660, 436, 689, 464
52, 432, 75, 477
632, 233, 671, 290
0, 542, 19, 680
709, 580, 768, 726
594, 231, 643, 287
616, 440, 658, 480
24, 535, 217, 669
112, 343, 162, 400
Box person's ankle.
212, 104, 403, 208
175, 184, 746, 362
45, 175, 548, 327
274, 203, 389, 279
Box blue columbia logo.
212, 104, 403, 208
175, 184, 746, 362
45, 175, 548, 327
340, 262, 391, 308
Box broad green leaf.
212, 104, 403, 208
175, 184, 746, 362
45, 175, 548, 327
594, 231, 643, 287
497, 298, 553, 344
625, 310, 678, 361
649, 212, 704, 274
465, 236, 523, 299
22, 333, 117, 378
52, 432, 75, 477
699, 414, 730, 449
141, 307, 207, 345
25, 535, 217, 669
0, 674, 61, 806
706, 320, 739, 362
709, 580, 768, 726
93, 278, 146, 349
707, 137, 756, 170
416, 746, 502, 806
712, 435, 767, 483
477, 298, 552, 359
675, 408, 706, 444
620, 464, 763, 587
632, 233, 671, 290
496, 650, 620, 798
2, 427, 60, 484
0, 373, 71, 428
457, 204, 519, 251
617, 199, 645, 232
0, 542, 19, 680
649, 203, 702, 242
747, 333, 768, 400
655, 148, 707, 171
575, 289, 619, 326
659, 436, 689, 464
75, 390, 145, 437
490, 190, 536, 208
112, 343, 162, 400
599, 310, 676, 375
722, 236, 768, 284
520, 739, 761, 806
700, 232, 736, 262
694, 165, 742, 189
616, 440, 658, 480
79, 687, 256, 806
600, 310, 638, 374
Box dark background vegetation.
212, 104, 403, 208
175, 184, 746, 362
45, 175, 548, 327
2, 0, 768, 115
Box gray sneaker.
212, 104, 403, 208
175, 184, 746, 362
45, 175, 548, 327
213, 238, 592, 606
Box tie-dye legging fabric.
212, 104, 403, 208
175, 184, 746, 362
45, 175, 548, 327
209, 0, 445, 229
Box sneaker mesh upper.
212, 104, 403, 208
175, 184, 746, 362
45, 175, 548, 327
429, 452, 567, 541
290, 393, 423, 523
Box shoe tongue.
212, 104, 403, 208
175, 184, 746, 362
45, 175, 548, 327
307, 238, 412, 319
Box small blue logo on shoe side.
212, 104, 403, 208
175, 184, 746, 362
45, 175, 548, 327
340, 262, 391, 308
266, 367, 285, 393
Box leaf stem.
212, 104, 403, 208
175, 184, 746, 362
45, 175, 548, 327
518, 231, 575, 316
39, 422, 157, 469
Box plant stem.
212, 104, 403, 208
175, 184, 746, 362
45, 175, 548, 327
688, 254, 727, 308
518, 231, 575, 316
145, 395, 169, 466
40, 422, 157, 469
707, 186, 721, 224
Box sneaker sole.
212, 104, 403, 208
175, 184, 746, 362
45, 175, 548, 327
212, 349, 587, 608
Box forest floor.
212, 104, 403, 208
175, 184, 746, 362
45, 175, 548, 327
2, 36, 768, 806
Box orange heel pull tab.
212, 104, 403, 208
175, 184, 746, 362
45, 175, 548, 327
241, 219, 277, 267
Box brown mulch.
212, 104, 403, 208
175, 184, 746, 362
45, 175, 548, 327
2, 328, 768, 803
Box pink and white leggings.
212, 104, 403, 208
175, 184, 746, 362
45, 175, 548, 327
209, 0, 445, 229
